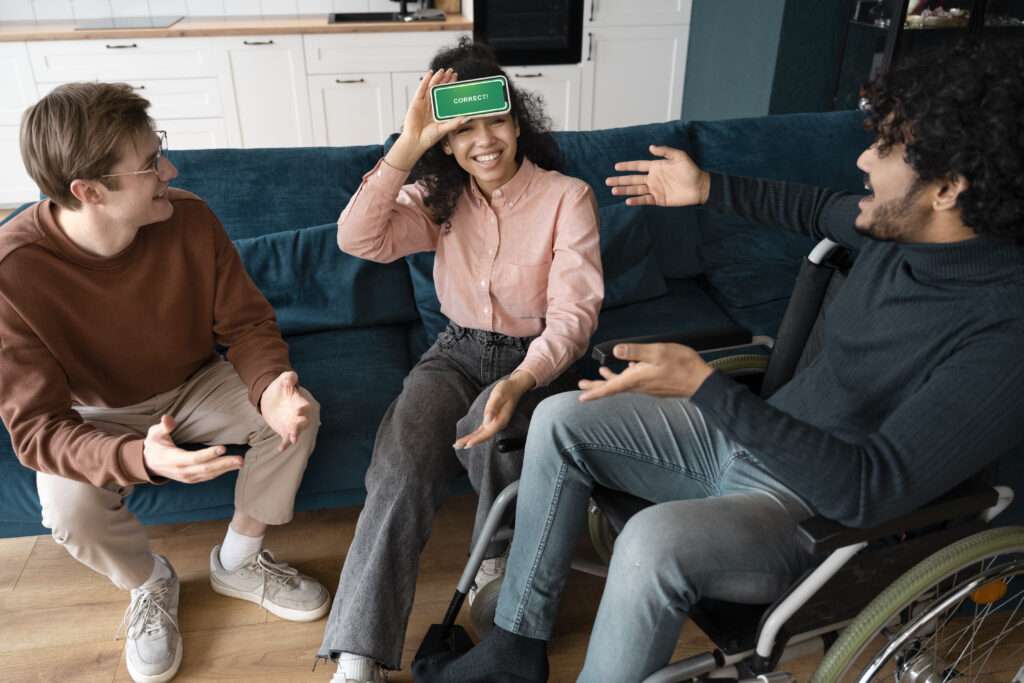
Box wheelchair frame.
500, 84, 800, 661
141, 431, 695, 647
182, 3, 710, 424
423, 238, 1024, 682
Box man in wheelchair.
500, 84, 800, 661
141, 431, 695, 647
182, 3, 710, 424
415, 40, 1024, 683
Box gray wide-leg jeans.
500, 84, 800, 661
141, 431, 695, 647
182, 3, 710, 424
494, 390, 817, 683
318, 323, 574, 670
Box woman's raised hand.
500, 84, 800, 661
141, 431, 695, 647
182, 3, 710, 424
386, 68, 467, 171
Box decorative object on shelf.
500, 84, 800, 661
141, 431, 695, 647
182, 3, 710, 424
834, 0, 1023, 110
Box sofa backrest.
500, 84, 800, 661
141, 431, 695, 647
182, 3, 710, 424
687, 110, 872, 335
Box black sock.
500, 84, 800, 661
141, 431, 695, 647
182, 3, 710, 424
413, 625, 549, 683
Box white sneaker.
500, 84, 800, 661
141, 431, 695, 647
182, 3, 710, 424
468, 554, 506, 606
329, 655, 388, 683
121, 556, 182, 683
209, 546, 329, 622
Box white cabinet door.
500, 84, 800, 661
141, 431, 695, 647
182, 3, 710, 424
580, 26, 688, 130
0, 125, 37, 206
222, 35, 313, 148
305, 31, 471, 74
584, 0, 692, 26
391, 71, 423, 134
0, 42, 36, 127
508, 65, 582, 132
37, 79, 225, 120
161, 118, 231, 150
0, 43, 38, 205
27, 37, 223, 81
309, 73, 395, 146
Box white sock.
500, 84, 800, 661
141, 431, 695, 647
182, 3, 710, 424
138, 554, 172, 591
337, 652, 377, 680
219, 526, 264, 571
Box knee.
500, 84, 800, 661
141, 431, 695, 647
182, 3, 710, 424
40, 494, 109, 547
609, 507, 697, 598
528, 391, 585, 447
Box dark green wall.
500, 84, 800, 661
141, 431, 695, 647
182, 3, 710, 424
681, 0, 786, 121
682, 0, 855, 121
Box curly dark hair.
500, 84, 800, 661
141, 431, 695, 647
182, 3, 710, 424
861, 40, 1024, 240
408, 38, 563, 225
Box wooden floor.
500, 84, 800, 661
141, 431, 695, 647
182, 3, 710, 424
0, 493, 826, 683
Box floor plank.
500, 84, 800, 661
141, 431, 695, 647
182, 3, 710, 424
0, 493, 807, 682
0, 536, 35, 592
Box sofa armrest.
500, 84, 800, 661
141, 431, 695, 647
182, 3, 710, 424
796, 480, 999, 556
591, 325, 753, 366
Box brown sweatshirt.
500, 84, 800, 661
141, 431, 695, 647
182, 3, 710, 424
0, 189, 292, 488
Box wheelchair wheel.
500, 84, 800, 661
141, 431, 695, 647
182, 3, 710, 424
469, 578, 502, 638
587, 499, 616, 565
811, 526, 1024, 683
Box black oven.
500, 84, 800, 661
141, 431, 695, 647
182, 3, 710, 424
473, 0, 584, 65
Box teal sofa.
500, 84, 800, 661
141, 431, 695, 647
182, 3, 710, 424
0, 111, 886, 537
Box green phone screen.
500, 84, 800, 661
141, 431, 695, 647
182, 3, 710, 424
431, 76, 511, 121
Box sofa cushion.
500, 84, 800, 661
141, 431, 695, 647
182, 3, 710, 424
556, 122, 701, 279
403, 202, 671, 346
234, 223, 420, 336
689, 110, 872, 336
575, 277, 740, 378
166, 145, 384, 240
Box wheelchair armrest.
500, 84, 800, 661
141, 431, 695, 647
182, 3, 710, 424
592, 325, 753, 366
796, 480, 999, 556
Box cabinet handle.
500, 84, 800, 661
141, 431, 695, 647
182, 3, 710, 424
589, 0, 596, 22
513, 72, 544, 78
105, 43, 138, 49
130, 85, 146, 90
587, 33, 593, 61
336, 78, 366, 84
243, 40, 275, 45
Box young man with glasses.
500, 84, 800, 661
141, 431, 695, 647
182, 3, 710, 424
2, 82, 328, 683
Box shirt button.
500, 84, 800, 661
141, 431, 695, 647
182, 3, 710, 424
484, 306, 490, 314
480, 279, 486, 288
494, 189, 503, 198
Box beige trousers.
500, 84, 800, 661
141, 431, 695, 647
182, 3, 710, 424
36, 358, 320, 590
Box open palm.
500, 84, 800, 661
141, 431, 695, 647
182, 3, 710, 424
605, 145, 710, 207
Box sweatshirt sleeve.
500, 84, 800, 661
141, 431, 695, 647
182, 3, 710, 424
336, 158, 441, 263
516, 183, 604, 387
0, 294, 153, 487
208, 212, 293, 408
690, 324, 1024, 528
706, 173, 869, 251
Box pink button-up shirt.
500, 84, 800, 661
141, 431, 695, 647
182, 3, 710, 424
338, 157, 603, 387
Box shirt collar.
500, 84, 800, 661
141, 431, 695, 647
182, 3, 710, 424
468, 157, 537, 209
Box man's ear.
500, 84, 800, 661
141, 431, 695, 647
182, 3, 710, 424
934, 175, 968, 212
69, 178, 104, 206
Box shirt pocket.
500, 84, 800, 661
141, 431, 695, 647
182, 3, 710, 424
493, 262, 550, 319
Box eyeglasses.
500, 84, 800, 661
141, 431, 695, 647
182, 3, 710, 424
100, 130, 168, 179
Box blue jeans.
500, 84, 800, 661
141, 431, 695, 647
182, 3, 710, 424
494, 391, 815, 682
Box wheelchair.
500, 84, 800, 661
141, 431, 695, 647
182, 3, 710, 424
418, 238, 1024, 683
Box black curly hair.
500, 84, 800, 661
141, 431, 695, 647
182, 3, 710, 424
860, 39, 1024, 240
408, 38, 563, 225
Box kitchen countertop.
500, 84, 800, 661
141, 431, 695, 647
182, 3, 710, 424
0, 13, 472, 42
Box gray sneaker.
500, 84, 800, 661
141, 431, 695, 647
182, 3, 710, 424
209, 546, 329, 622
121, 556, 182, 683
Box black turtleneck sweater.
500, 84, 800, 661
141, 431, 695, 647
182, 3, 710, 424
691, 174, 1024, 528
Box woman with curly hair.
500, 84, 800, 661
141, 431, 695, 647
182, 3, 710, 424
317, 39, 603, 683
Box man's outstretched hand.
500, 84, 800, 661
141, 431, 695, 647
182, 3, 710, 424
578, 343, 714, 402
260, 370, 315, 451
605, 145, 711, 207
143, 415, 242, 483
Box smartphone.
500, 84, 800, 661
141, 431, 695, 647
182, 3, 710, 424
430, 75, 512, 123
